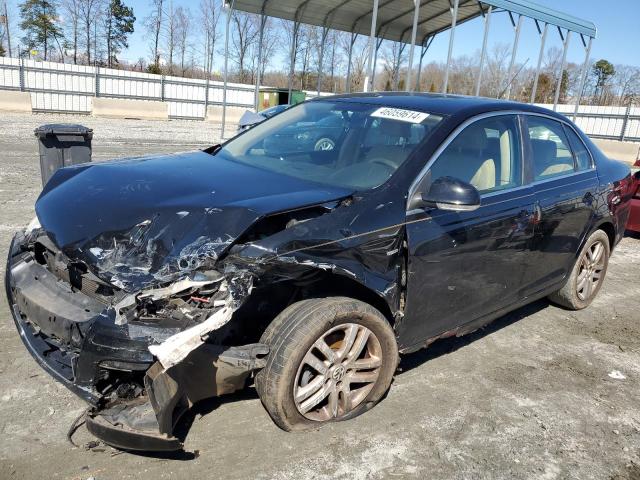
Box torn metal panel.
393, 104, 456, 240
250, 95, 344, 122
148, 303, 234, 369
85, 343, 268, 451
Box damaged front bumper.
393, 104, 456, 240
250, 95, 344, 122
6, 233, 267, 451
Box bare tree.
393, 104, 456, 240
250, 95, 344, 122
145, 0, 163, 70
338, 33, 367, 92
483, 43, 510, 97
163, 0, 177, 74
380, 41, 406, 90
175, 6, 191, 76
78, 0, 103, 64
282, 18, 302, 92
297, 24, 317, 90
326, 30, 339, 92
62, 0, 81, 63
230, 11, 259, 83
614, 64, 640, 106
247, 16, 278, 83
199, 0, 219, 76
0, 4, 8, 56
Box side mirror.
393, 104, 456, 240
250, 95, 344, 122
422, 176, 481, 212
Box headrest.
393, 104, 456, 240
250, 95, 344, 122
530, 139, 557, 162
380, 119, 412, 139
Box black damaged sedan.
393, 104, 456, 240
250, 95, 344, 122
6, 93, 634, 451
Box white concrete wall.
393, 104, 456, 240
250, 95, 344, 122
92, 97, 168, 120
0, 90, 32, 112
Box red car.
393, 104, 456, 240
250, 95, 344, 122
628, 161, 640, 233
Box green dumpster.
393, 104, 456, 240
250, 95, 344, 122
257, 88, 306, 112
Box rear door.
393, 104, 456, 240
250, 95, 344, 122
521, 115, 599, 295
399, 113, 537, 348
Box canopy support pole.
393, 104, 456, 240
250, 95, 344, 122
530, 21, 548, 104
371, 37, 383, 91
475, 5, 492, 97
316, 26, 330, 96
416, 40, 426, 92
573, 35, 593, 121
364, 0, 380, 92
415, 35, 433, 92
287, 19, 300, 104
553, 28, 571, 111
406, 0, 421, 92
346, 32, 357, 93
505, 13, 523, 100
254, 12, 267, 111
442, 0, 459, 94
221, 0, 235, 140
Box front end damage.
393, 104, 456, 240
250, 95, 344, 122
6, 229, 269, 451
7, 155, 408, 452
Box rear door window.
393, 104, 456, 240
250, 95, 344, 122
526, 116, 576, 181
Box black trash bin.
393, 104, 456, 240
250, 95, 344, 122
35, 124, 93, 187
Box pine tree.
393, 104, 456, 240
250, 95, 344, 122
105, 0, 135, 68
19, 0, 63, 60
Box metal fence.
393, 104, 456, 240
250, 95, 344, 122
0, 57, 638, 143
0, 57, 258, 120
534, 104, 639, 142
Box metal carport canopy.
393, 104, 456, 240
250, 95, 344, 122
230, 0, 597, 44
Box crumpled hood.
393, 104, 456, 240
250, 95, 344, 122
35, 150, 352, 292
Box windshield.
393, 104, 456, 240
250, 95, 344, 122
219, 101, 444, 190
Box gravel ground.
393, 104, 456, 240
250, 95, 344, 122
0, 113, 639, 480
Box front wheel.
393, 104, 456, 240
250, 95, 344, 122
314, 137, 335, 151
255, 297, 398, 431
548, 229, 610, 310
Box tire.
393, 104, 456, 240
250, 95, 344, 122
255, 297, 398, 431
548, 229, 610, 310
313, 137, 335, 151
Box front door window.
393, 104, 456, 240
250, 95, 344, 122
428, 115, 522, 194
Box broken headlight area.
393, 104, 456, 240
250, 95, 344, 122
6, 231, 267, 451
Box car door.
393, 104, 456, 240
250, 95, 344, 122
520, 115, 599, 295
398, 113, 537, 349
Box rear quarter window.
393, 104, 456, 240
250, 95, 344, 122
563, 125, 593, 171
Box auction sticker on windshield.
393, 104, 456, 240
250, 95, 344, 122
371, 107, 430, 124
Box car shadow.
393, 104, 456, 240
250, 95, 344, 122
124, 298, 551, 459
398, 298, 550, 374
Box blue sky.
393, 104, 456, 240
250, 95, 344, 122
7, 0, 639, 69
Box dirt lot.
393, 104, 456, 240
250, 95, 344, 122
0, 112, 639, 480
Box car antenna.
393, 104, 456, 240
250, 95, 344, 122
498, 58, 529, 100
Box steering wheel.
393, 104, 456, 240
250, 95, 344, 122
368, 157, 398, 171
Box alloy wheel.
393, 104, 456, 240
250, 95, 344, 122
314, 138, 335, 151
293, 323, 382, 422
576, 240, 606, 301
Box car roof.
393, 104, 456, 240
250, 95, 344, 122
311, 92, 567, 120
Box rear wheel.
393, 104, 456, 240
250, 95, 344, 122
548, 229, 610, 310
255, 297, 398, 431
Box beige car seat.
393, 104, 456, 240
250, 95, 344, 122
432, 124, 497, 192
531, 139, 573, 179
